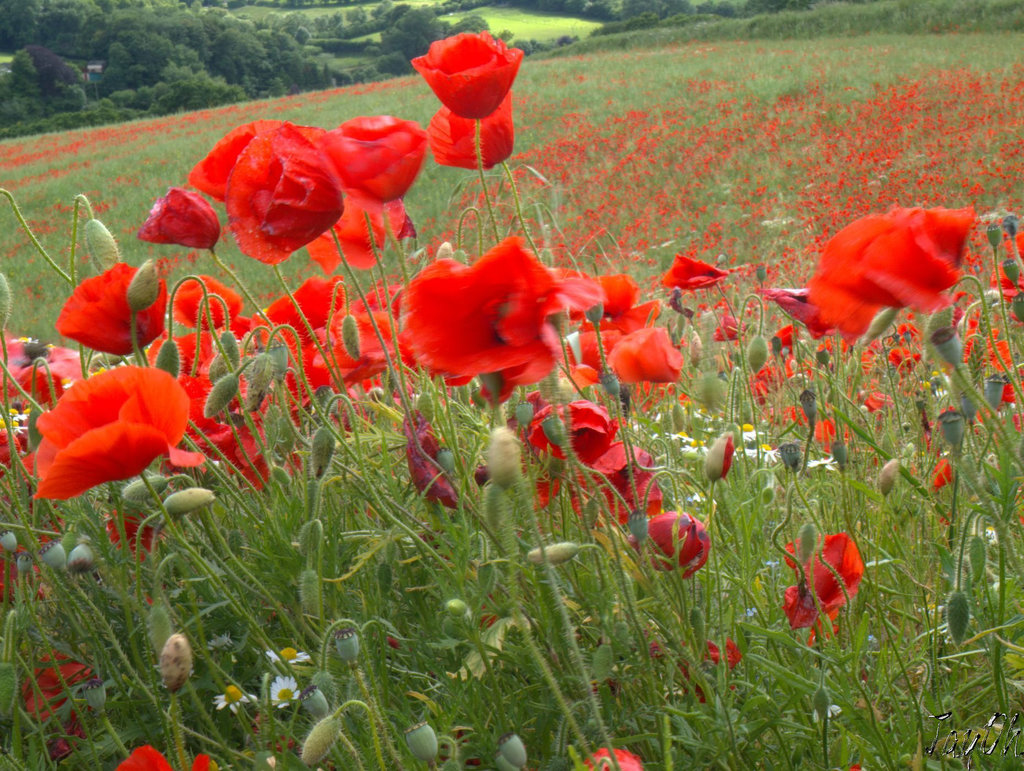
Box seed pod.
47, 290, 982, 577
946, 590, 970, 645
487, 427, 522, 489
163, 488, 215, 516
333, 627, 359, 663
497, 732, 528, 769
930, 327, 963, 368
301, 715, 342, 766
937, 408, 964, 449
405, 722, 439, 763
159, 633, 192, 692
204, 372, 239, 418
81, 678, 107, 711
799, 389, 817, 426
39, 541, 67, 571
526, 541, 580, 566
778, 441, 802, 471
126, 260, 160, 312
300, 684, 330, 720
84, 218, 120, 269
0, 530, 16, 552
154, 338, 180, 378
341, 314, 360, 360
746, 335, 768, 373
67, 542, 96, 574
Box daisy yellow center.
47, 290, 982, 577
277, 687, 294, 701
742, 423, 755, 432
224, 685, 243, 704
280, 647, 298, 661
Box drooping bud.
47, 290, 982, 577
299, 569, 319, 616
147, 602, 173, 655
154, 338, 180, 378
404, 722, 439, 763
204, 372, 239, 418
796, 522, 817, 565
341, 314, 360, 360
946, 590, 970, 645
878, 458, 900, 496
497, 732, 528, 769
84, 218, 120, 269
487, 427, 522, 489
865, 307, 898, 342
746, 335, 768, 374
159, 633, 192, 692
930, 327, 963, 368
310, 426, 336, 479
526, 541, 580, 566
831, 440, 848, 471
126, 260, 161, 313
301, 715, 342, 766
969, 535, 986, 586
163, 487, 215, 516
704, 432, 735, 482
0, 273, 11, 331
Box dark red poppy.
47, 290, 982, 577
3, 337, 81, 407
307, 200, 409, 273
320, 116, 427, 209
137, 187, 220, 250
428, 92, 514, 170
404, 413, 457, 508
226, 123, 344, 265
607, 327, 683, 383
56, 263, 166, 356
584, 748, 644, 771
589, 441, 662, 522
172, 275, 242, 330
22, 655, 93, 723
758, 287, 834, 339
401, 237, 602, 390
34, 366, 204, 500
412, 31, 524, 120
631, 511, 709, 576
528, 400, 618, 465
806, 206, 975, 341
188, 119, 285, 201
782, 532, 864, 631
118, 745, 211, 771
662, 254, 730, 290
106, 510, 158, 557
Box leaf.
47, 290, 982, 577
323, 533, 396, 583
454, 615, 527, 680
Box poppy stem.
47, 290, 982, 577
500, 161, 540, 256
0, 188, 73, 286
474, 120, 501, 243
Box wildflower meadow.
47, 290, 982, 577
3, 28, 1024, 771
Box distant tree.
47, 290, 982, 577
450, 13, 490, 34
24, 46, 80, 96
36, 0, 101, 55
2, 50, 41, 101
379, 7, 445, 64
0, 0, 41, 49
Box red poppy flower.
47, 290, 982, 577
758, 287, 834, 339
806, 206, 976, 341
589, 441, 662, 521
662, 254, 730, 290
631, 511, 710, 576
593, 273, 660, 335
528, 400, 618, 465
106, 510, 158, 557
319, 116, 427, 209
307, 200, 409, 273
188, 119, 285, 201
607, 327, 683, 383
782, 532, 864, 632
137, 187, 220, 250
401, 236, 602, 389
33, 367, 204, 500
584, 747, 644, 771
56, 263, 167, 356
712, 314, 741, 342
3, 337, 80, 406
261, 275, 344, 343
428, 92, 514, 170
22, 655, 93, 723
675, 638, 742, 702
933, 457, 953, 490
118, 745, 210, 771
226, 123, 344, 265
405, 413, 457, 508
412, 31, 524, 120
172, 275, 242, 330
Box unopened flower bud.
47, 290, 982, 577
159, 633, 192, 692
865, 307, 898, 342
333, 627, 359, 662
946, 590, 970, 645
154, 338, 180, 378
163, 487, 215, 516
126, 260, 160, 313
204, 372, 239, 418
746, 335, 768, 373
0, 273, 11, 331
1013, 294, 1024, 323
704, 432, 735, 482
796, 522, 817, 564
299, 568, 319, 616
85, 218, 120, 269
755, 264, 768, 283
689, 332, 702, 368
38, 541, 66, 571
404, 722, 439, 762
812, 682, 832, 723
445, 598, 468, 618
301, 715, 342, 766
527, 541, 580, 566
831, 440, 848, 471
148, 601, 173, 655
310, 426, 336, 479
341, 314, 360, 360
0, 662, 16, 717
541, 414, 567, 448
487, 427, 522, 489
497, 732, 528, 768
436, 241, 454, 261
878, 458, 900, 496
689, 607, 705, 652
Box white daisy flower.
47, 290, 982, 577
213, 684, 255, 714
269, 675, 299, 708
265, 647, 311, 665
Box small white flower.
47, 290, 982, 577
266, 647, 311, 664
208, 633, 233, 651
813, 703, 842, 722
269, 675, 298, 708
213, 684, 255, 714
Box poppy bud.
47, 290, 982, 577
778, 441, 801, 472
497, 732, 528, 768
878, 458, 900, 496
340, 314, 360, 360
160, 633, 192, 692
405, 722, 438, 762
1003, 258, 1021, 285
163, 487, 215, 516
527, 541, 580, 566
0, 530, 16, 552
937, 408, 964, 449
831, 440, 848, 471
301, 715, 342, 766
704, 432, 735, 482
122, 474, 169, 505
67, 542, 96, 574
310, 426, 336, 479
930, 327, 963, 368
689, 332, 702, 368
1013, 294, 1024, 323
298, 519, 324, 558
864, 307, 898, 343
126, 260, 161, 313
592, 642, 613, 681
81, 678, 107, 712
1003, 214, 1019, 238
513, 402, 534, 427
436, 241, 454, 260
415, 392, 434, 423
746, 335, 768, 374
204, 372, 239, 418
796, 522, 817, 565
812, 681, 833, 723
154, 338, 180, 378
799, 389, 817, 426
219, 330, 240, 370
756, 264, 768, 283
671, 403, 686, 434
946, 590, 970, 645
39, 541, 67, 571
600, 371, 620, 398
148, 601, 173, 655
300, 684, 330, 719
0, 662, 16, 717
333, 627, 360, 662
696, 372, 723, 412
311, 670, 337, 705
584, 303, 604, 324
771, 335, 783, 357
85, 218, 120, 270
436, 447, 455, 475
541, 415, 567, 448
487, 427, 522, 489
0, 273, 10, 331
969, 535, 986, 586
296, 568, 318, 616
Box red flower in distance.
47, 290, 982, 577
593, 273, 660, 335
782, 532, 864, 631
226, 122, 344, 265
22, 655, 93, 723
34, 366, 204, 500
412, 31, 524, 120
308, 199, 409, 273
188, 119, 285, 201
428, 92, 514, 170
118, 745, 210, 771
584, 748, 645, 771
106, 510, 158, 557
631, 511, 710, 576
137, 187, 220, 250
320, 115, 427, 209
56, 263, 166, 356
607, 327, 683, 383
401, 236, 602, 388
528, 400, 618, 465
172, 275, 242, 330
662, 254, 730, 290
3, 337, 80, 407
807, 206, 975, 341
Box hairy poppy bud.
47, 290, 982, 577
163, 487, 215, 516
865, 307, 898, 342
436, 241, 454, 261
541, 415, 567, 448
487, 427, 521, 489
299, 568, 319, 616
445, 598, 468, 618
310, 426, 336, 479
0, 662, 15, 717
796, 522, 817, 565
969, 535, 986, 586
704, 432, 735, 482
155, 338, 180, 378
696, 372, 723, 412
0, 273, 10, 331
311, 670, 337, 705
514, 402, 533, 427
85, 218, 120, 270
878, 458, 900, 496
126, 260, 161, 313
148, 602, 173, 655
204, 372, 239, 418
746, 335, 768, 373
526, 541, 579, 566
160, 633, 192, 692
497, 732, 528, 768
689, 331, 702, 368
946, 590, 970, 645
219, 330, 240, 370
405, 722, 439, 762
341, 314, 360, 360
302, 715, 342, 766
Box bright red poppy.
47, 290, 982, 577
758, 287, 834, 339
806, 206, 975, 341
405, 413, 457, 508
137, 187, 220, 250
933, 457, 953, 490
56, 263, 167, 356
307, 199, 409, 273
428, 92, 514, 170
662, 254, 730, 290
3, 337, 80, 406
33, 366, 204, 500
188, 119, 285, 201
632, 511, 710, 576
782, 532, 864, 632
592, 273, 660, 335
607, 327, 683, 383
118, 745, 211, 771
412, 31, 524, 120
528, 400, 618, 465
584, 747, 645, 771
226, 122, 344, 265
172, 275, 242, 330
319, 116, 427, 209
589, 441, 662, 521
260, 275, 345, 344
401, 237, 602, 391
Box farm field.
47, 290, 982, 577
2, 31, 1024, 770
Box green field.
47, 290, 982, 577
440, 8, 603, 41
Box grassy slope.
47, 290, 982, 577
1, 34, 1022, 340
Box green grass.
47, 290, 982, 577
440, 8, 603, 42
